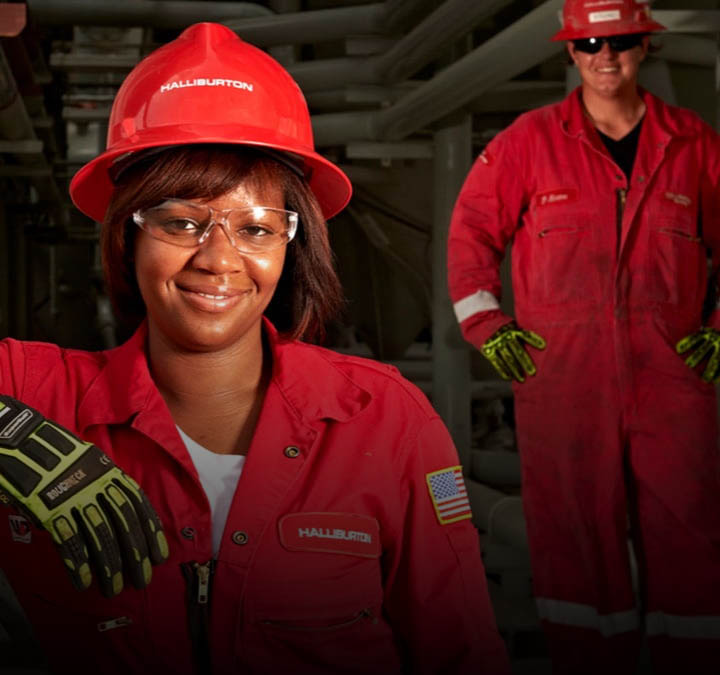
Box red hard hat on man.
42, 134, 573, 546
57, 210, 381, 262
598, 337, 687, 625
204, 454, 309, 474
552, 0, 666, 41
70, 23, 352, 222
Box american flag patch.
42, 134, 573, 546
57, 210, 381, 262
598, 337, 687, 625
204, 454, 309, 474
426, 466, 472, 525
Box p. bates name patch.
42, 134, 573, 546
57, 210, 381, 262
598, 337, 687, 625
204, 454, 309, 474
279, 512, 381, 558
534, 187, 578, 209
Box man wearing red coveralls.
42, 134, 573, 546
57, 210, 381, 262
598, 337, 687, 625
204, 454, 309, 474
448, 1, 720, 673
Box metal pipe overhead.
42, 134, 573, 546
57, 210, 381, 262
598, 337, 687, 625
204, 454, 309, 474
289, 58, 375, 92
313, 0, 565, 145
656, 34, 715, 68
31, 0, 387, 47
374, 0, 565, 141
653, 10, 720, 34
467, 81, 565, 114
373, 0, 515, 84
291, 0, 516, 92
382, 0, 440, 35
224, 4, 386, 47
27, 0, 272, 28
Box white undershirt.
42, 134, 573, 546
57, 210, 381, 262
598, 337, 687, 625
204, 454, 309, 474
176, 426, 246, 557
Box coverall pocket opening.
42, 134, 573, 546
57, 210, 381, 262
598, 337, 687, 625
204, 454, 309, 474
250, 602, 401, 673
646, 221, 706, 306
531, 216, 602, 306
23, 591, 152, 674
260, 607, 376, 632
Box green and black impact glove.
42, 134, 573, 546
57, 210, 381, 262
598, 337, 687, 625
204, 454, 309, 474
676, 327, 720, 383
0, 395, 169, 596
482, 321, 547, 383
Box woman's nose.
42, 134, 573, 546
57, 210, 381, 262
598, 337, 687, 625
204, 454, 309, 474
191, 221, 245, 272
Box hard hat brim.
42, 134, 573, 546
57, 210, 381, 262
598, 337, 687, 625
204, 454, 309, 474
551, 18, 666, 41
70, 135, 352, 223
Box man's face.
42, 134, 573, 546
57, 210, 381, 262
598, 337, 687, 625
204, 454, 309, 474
567, 34, 650, 99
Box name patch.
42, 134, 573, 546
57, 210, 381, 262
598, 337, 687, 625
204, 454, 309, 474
535, 188, 578, 208
589, 10, 621, 23
664, 191, 692, 208
279, 513, 381, 558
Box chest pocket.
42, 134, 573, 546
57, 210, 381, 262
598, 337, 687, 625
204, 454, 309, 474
253, 513, 384, 621
526, 211, 605, 306
645, 215, 707, 307
244, 528, 398, 675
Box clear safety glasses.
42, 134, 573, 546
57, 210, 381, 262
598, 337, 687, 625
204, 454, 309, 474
571, 33, 646, 54
133, 199, 299, 254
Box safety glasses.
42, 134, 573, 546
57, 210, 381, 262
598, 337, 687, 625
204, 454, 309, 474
133, 199, 299, 254
571, 33, 646, 54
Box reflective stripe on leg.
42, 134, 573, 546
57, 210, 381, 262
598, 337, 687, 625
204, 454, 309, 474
536, 597, 639, 637
646, 612, 720, 639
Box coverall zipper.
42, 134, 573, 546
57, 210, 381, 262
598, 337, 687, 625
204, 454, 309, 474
616, 187, 627, 250
181, 560, 216, 675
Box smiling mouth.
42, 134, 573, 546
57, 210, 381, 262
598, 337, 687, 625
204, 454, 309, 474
195, 291, 230, 300
177, 285, 249, 312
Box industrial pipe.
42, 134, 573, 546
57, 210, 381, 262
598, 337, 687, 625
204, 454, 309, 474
374, 0, 565, 141
290, 0, 517, 93
373, 0, 516, 85
312, 0, 565, 145
224, 4, 386, 47
466, 478, 529, 552
27, 0, 272, 27
653, 10, 720, 34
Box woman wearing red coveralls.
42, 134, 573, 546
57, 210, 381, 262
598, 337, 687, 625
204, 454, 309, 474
0, 23, 509, 675
448, 1, 720, 674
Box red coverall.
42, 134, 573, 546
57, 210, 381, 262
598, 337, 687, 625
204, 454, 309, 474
448, 87, 720, 674
0, 319, 509, 675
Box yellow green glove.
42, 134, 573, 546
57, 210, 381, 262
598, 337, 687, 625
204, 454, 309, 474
0, 395, 169, 596
676, 327, 720, 383
482, 321, 546, 383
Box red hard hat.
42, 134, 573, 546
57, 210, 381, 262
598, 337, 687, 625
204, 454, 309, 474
70, 23, 352, 221
552, 0, 666, 41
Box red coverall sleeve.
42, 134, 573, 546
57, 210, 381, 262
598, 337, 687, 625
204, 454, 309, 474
700, 126, 720, 331
0, 338, 25, 397
447, 129, 530, 348
383, 415, 510, 675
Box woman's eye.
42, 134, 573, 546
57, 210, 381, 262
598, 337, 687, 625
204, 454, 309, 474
239, 224, 272, 237
162, 219, 200, 232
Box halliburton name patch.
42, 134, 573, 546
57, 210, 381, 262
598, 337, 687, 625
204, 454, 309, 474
279, 512, 381, 558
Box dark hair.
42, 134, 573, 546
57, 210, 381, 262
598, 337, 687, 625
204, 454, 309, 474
102, 144, 344, 343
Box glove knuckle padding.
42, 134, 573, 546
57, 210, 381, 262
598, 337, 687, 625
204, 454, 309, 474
482, 322, 545, 383
0, 395, 168, 595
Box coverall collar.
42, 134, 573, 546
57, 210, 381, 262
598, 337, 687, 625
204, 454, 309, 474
560, 86, 695, 142
77, 317, 372, 432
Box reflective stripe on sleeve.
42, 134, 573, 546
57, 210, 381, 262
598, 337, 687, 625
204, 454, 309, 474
453, 290, 500, 323
646, 612, 720, 639
536, 598, 639, 637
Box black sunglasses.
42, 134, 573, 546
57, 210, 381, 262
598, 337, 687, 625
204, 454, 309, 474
572, 33, 646, 54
